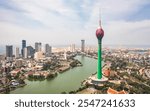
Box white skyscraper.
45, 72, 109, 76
15, 47, 19, 58
70, 44, 75, 52
24, 47, 28, 59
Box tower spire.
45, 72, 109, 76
99, 8, 102, 28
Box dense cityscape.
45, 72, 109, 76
0, 0, 150, 95
0, 39, 150, 94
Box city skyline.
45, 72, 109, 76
0, 0, 150, 46
0, 1, 150, 95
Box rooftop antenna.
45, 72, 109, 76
99, 8, 102, 28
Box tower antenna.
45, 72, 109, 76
99, 8, 101, 28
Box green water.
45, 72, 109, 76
10, 56, 97, 94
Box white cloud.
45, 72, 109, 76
0, 0, 150, 47
11, 0, 79, 26
103, 20, 150, 45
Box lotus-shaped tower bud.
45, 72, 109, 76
96, 20, 104, 40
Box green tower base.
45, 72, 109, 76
97, 40, 102, 79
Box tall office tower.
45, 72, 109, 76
23, 47, 28, 59
35, 42, 42, 52
15, 47, 19, 58
35, 42, 38, 52
45, 44, 51, 57
81, 39, 85, 52
27, 46, 35, 58
38, 42, 42, 51
6, 45, 13, 61
70, 44, 75, 52
21, 40, 26, 56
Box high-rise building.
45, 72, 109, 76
21, 40, 26, 56
23, 47, 28, 59
35, 42, 38, 52
69, 44, 75, 52
81, 39, 85, 52
35, 42, 42, 52
22, 46, 35, 59
6, 45, 13, 61
45, 44, 51, 57
15, 47, 19, 58
27, 46, 35, 58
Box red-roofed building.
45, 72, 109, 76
103, 68, 111, 77
107, 87, 127, 94
107, 87, 118, 94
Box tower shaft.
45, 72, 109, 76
97, 40, 102, 79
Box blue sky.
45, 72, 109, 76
0, 0, 150, 47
